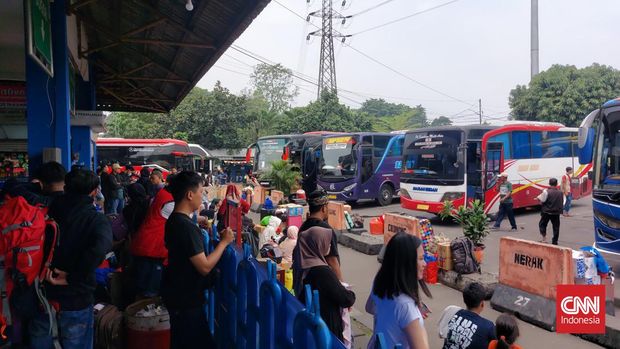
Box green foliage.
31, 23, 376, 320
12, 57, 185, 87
359, 98, 412, 117
370, 105, 428, 132
430, 116, 453, 127
261, 160, 301, 195
439, 200, 490, 246
250, 63, 299, 114
104, 112, 161, 138
509, 63, 620, 127
277, 92, 372, 133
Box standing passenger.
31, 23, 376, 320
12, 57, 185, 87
536, 177, 564, 245
492, 173, 517, 231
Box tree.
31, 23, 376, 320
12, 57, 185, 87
104, 112, 160, 138
371, 105, 428, 132
278, 92, 372, 134
359, 98, 411, 117
261, 160, 301, 195
509, 63, 620, 126
430, 116, 453, 127
250, 63, 299, 114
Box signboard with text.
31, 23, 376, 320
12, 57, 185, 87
27, 0, 54, 76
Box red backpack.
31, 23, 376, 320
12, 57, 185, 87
0, 195, 58, 342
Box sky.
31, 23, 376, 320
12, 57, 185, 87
197, 0, 620, 125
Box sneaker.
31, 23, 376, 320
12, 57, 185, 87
511, 227, 518, 231
490, 226, 500, 230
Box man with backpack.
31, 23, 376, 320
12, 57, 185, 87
30, 169, 113, 349
4, 161, 66, 206
537, 177, 564, 245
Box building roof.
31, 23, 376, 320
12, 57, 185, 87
205, 148, 247, 160
70, 0, 270, 113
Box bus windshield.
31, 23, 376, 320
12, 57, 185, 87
403, 130, 464, 184
321, 136, 357, 178
257, 138, 287, 171
595, 109, 620, 190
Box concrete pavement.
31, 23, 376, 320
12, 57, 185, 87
341, 196, 611, 348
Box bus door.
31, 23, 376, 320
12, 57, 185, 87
359, 136, 374, 199
483, 142, 504, 213
301, 143, 321, 193
466, 142, 483, 202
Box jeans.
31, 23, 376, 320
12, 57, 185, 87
116, 189, 125, 212
494, 202, 517, 229
131, 256, 164, 298
30, 305, 94, 349
564, 192, 573, 213
169, 306, 214, 349
539, 212, 560, 245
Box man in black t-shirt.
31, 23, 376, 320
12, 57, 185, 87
443, 282, 496, 349
161, 171, 234, 349
292, 189, 342, 296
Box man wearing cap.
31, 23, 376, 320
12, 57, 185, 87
292, 189, 343, 296
492, 173, 517, 231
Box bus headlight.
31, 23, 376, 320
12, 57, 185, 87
400, 188, 411, 199
594, 211, 620, 229
343, 183, 357, 192
440, 192, 464, 202
316, 183, 325, 191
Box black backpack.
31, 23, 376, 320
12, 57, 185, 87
450, 237, 480, 274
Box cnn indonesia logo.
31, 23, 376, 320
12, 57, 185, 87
556, 285, 606, 334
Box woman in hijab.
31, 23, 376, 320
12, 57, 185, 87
259, 216, 281, 248
296, 226, 355, 343
279, 226, 299, 264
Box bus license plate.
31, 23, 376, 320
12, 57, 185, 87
328, 195, 337, 199
417, 204, 430, 210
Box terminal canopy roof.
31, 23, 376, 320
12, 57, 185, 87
70, 0, 270, 113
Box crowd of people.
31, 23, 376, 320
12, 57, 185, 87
0, 160, 536, 349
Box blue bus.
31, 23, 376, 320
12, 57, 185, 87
316, 132, 405, 206
579, 98, 620, 254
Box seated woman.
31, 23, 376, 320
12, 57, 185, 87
279, 226, 298, 264
297, 226, 355, 343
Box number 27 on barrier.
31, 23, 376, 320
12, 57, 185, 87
514, 296, 531, 307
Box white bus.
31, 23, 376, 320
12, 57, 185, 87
400, 123, 592, 215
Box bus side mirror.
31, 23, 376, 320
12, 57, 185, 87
578, 127, 594, 165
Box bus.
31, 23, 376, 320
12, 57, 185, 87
578, 98, 620, 254
317, 132, 405, 206
400, 123, 592, 215
96, 138, 195, 173
246, 135, 294, 175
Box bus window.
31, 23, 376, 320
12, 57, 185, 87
387, 138, 403, 157
361, 146, 373, 183
488, 133, 511, 159
512, 131, 531, 159
373, 136, 390, 157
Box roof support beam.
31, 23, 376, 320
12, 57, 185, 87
102, 76, 187, 84
122, 17, 167, 37
125, 97, 175, 103
121, 38, 216, 49
67, 0, 100, 13
100, 86, 166, 113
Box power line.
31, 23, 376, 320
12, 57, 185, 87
272, 1, 476, 108
350, 0, 398, 17
350, 0, 461, 36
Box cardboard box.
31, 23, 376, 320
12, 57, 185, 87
383, 213, 419, 245
438, 242, 453, 270
327, 201, 346, 230
271, 190, 284, 205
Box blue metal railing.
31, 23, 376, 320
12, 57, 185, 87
203, 226, 345, 349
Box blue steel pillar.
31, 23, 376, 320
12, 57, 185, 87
26, 0, 71, 175
71, 66, 98, 170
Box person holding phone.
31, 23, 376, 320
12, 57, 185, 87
161, 171, 235, 348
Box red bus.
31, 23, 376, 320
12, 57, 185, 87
96, 138, 195, 173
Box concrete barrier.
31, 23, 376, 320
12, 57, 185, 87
491, 237, 574, 331
383, 213, 420, 245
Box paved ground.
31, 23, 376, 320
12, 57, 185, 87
342, 196, 611, 348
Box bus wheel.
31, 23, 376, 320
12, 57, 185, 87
377, 184, 393, 206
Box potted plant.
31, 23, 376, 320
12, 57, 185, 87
261, 160, 302, 196
439, 200, 490, 264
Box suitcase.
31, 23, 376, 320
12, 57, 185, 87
94, 303, 123, 349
